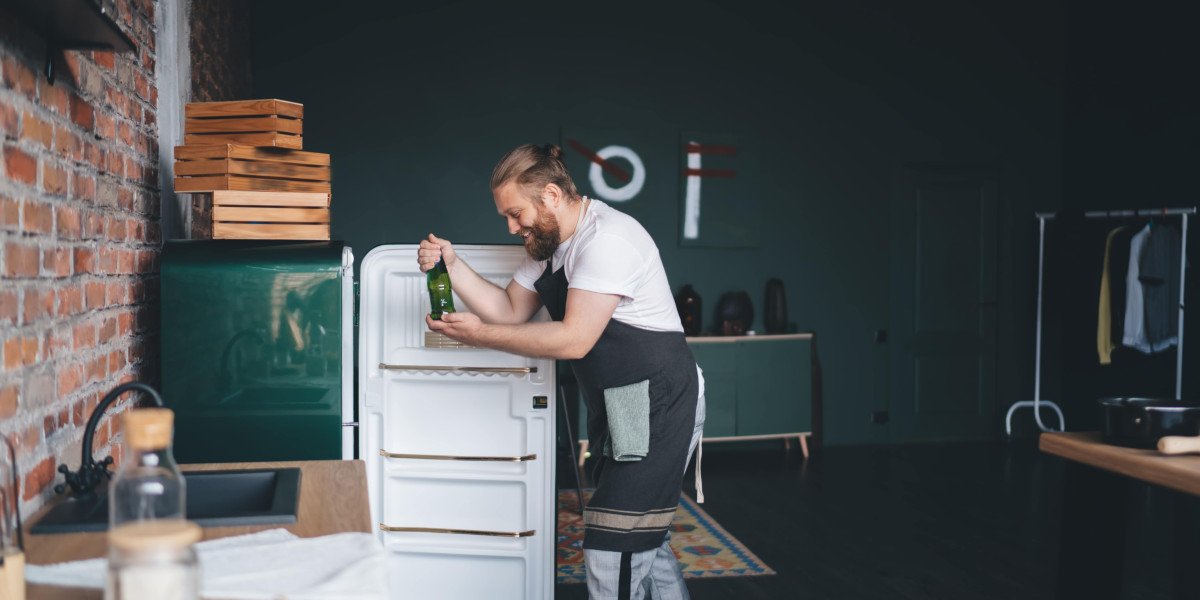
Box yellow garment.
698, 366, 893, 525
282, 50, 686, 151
1098, 226, 1125, 364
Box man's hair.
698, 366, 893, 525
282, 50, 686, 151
490, 144, 580, 204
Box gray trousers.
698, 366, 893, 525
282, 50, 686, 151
585, 380, 706, 600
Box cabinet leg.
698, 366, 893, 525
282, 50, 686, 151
578, 440, 589, 469
1057, 461, 1126, 600
799, 434, 810, 459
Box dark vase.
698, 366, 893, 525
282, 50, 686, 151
716, 291, 754, 336
675, 285, 702, 336
764, 278, 787, 334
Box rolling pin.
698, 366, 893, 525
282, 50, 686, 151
1158, 435, 1200, 455
0, 549, 25, 600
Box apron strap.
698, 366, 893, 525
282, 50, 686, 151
617, 550, 633, 600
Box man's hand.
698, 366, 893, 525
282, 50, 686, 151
418, 233, 457, 273
427, 312, 483, 345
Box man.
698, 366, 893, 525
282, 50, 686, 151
419, 143, 705, 600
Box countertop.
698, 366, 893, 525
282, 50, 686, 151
23, 459, 370, 599
1040, 431, 1200, 497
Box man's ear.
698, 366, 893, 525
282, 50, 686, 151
542, 183, 563, 208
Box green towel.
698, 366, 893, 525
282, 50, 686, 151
602, 379, 650, 461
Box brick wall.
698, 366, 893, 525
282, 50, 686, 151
0, 0, 162, 515
189, 0, 251, 103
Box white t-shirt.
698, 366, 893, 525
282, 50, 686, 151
512, 198, 684, 333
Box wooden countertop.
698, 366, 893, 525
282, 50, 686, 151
24, 459, 370, 599
1040, 431, 1200, 497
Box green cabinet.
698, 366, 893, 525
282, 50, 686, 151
574, 333, 819, 462
689, 334, 815, 449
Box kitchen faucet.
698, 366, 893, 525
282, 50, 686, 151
54, 381, 164, 501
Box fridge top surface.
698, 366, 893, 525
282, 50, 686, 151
163, 239, 347, 271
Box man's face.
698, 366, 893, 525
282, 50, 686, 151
494, 181, 561, 261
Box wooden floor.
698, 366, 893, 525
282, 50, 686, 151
555, 440, 1175, 599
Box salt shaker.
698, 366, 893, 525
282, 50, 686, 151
105, 520, 201, 600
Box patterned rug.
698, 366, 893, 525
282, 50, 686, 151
556, 489, 775, 584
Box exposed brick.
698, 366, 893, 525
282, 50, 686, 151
105, 216, 127, 240
83, 210, 104, 239
117, 186, 133, 211
87, 354, 106, 381
94, 50, 116, 71
72, 173, 95, 202
73, 321, 95, 349
42, 162, 68, 195
98, 247, 118, 273
107, 349, 124, 374
97, 181, 117, 207
22, 288, 53, 323
117, 310, 132, 336
135, 249, 155, 273
69, 94, 95, 132
105, 281, 126, 305
56, 205, 81, 238
54, 126, 80, 161
22, 199, 52, 234
85, 282, 105, 309
95, 112, 115, 141
0, 384, 17, 419
2, 55, 36, 98
42, 246, 71, 278
3, 334, 38, 370
4, 241, 39, 277
21, 111, 53, 148
0, 102, 17, 139
56, 361, 83, 397
0, 289, 16, 325
22, 457, 54, 501
44, 324, 72, 358
3, 146, 37, 185
117, 248, 133, 274
37, 77, 70, 116
0, 195, 17, 230
74, 247, 95, 273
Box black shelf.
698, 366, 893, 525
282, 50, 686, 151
2, 0, 136, 82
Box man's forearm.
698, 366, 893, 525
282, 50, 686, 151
473, 321, 590, 360
446, 260, 521, 324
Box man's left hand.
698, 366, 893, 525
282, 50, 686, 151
427, 312, 484, 345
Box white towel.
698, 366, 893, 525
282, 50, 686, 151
26, 528, 386, 599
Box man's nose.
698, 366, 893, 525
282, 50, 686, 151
507, 218, 520, 235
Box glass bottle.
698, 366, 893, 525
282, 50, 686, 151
109, 408, 186, 528
106, 520, 201, 600
427, 258, 456, 320
0, 433, 23, 600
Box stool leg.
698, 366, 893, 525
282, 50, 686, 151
799, 434, 810, 459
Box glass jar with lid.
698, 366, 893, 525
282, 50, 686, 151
105, 520, 201, 600
109, 408, 185, 527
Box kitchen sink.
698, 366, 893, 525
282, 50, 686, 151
29, 467, 301, 534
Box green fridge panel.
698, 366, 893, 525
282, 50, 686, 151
160, 240, 354, 463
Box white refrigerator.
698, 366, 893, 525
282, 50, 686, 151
358, 244, 557, 599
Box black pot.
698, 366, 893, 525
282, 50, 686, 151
1099, 397, 1200, 449
716, 291, 754, 336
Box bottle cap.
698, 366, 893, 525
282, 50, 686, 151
123, 408, 174, 451
108, 520, 201, 552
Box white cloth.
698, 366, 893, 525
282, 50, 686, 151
513, 198, 683, 333
1122, 224, 1159, 354
25, 528, 387, 599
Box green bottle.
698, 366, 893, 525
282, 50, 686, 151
427, 258, 456, 320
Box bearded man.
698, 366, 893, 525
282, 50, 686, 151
418, 143, 705, 600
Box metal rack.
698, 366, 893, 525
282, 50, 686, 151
1005, 207, 1195, 436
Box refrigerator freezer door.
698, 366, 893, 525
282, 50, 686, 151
359, 245, 555, 600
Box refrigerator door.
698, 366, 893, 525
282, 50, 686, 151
161, 240, 349, 463
359, 245, 555, 600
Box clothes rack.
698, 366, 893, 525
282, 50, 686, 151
1004, 206, 1195, 436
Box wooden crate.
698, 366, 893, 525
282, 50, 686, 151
174, 144, 331, 193
184, 99, 304, 149
209, 190, 331, 240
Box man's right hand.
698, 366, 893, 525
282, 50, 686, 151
418, 233, 457, 273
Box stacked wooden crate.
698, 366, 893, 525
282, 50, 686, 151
175, 99, 332, 240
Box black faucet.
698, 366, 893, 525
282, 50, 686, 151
54, 381, 164, 501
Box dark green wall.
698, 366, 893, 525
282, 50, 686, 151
250, 0, 1064, 444
1047, 0, 1200, 429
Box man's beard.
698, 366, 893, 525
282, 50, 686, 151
521, 208, 561, 261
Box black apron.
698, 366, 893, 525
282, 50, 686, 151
535, 262, 698, 552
